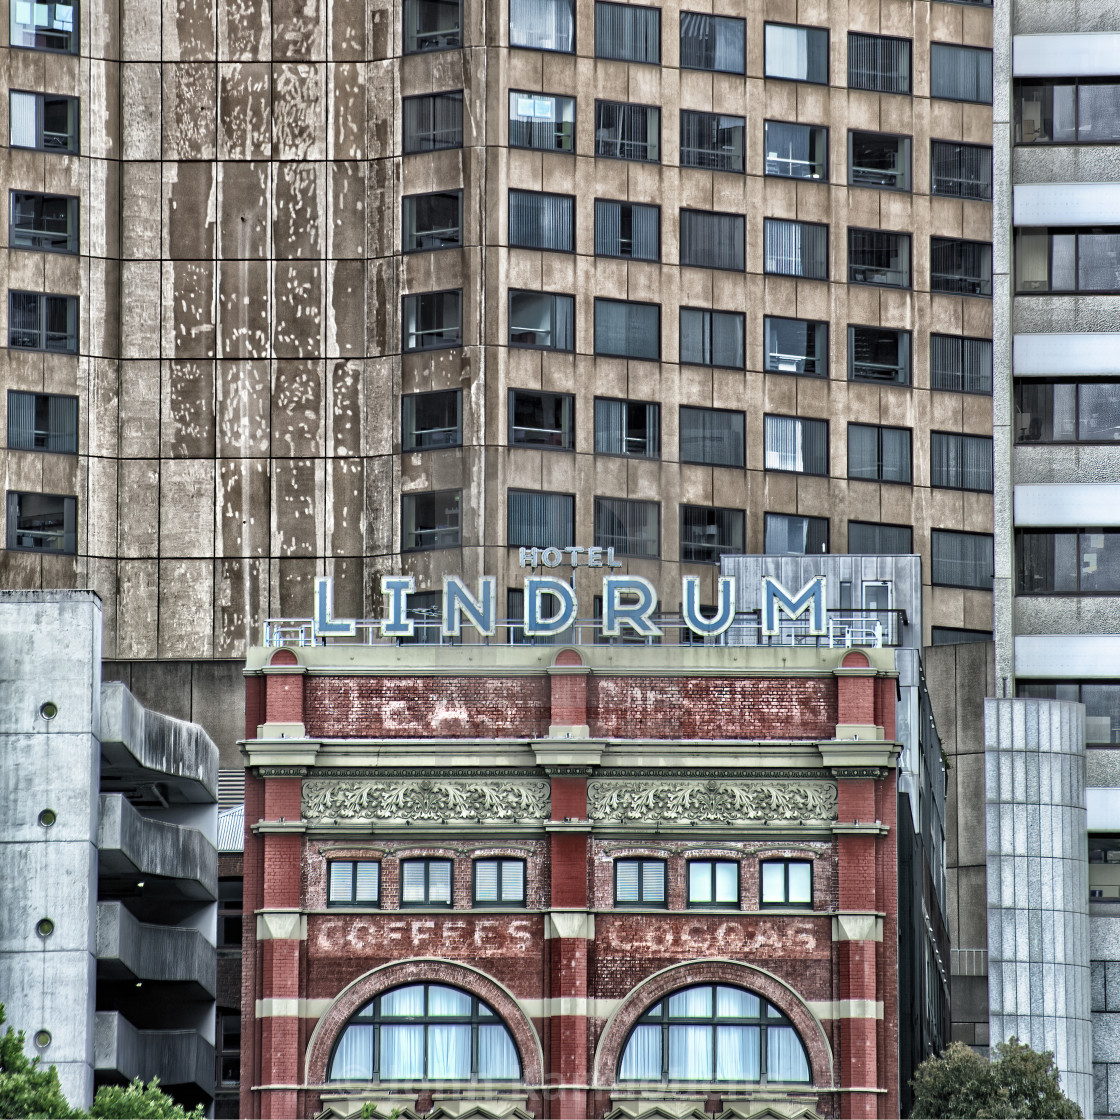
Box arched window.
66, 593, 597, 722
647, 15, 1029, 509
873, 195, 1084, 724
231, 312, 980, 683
618, 984, 810, 1084
329, 983, 522, 1083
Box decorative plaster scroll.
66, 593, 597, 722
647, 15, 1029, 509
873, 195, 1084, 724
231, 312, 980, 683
301, 778, 551, 823
586, 779, 837, 824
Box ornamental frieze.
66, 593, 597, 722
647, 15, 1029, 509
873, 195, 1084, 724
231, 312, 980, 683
301, 778, 551, 823
586, 779, 837, 825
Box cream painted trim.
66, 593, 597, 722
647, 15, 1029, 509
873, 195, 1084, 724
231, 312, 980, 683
256, 911, 308, 940
808, 1000, 883, 1020
256, 998, 335, 1018
544, 911, 595, 940
832, 914, 884, 942
520, 997, 624, 1018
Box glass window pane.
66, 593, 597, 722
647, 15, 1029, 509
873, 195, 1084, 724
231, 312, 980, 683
330, 1024, 373, 1080
765, 316, 827, 377
716, 987, 759, 1017
616, 860, 639, 901
848, 131, 910, 190
404, 0, 460, 52
381, 986, 426, 1016
931, 43, 993, 103
509, 190, 574, 251
1079, 384, 1120, 440
10, 91, 39, 148
355, 863, 379, 902
764, 120, 827, 180
401, 863, 427, 903
689, 861, 712, 903
715, 861, 739, 903
761, 862, 786, 903
642, 860, 665, 902
765, 513, 828, 556
501, 860, 525, 901
428, 986, 472, 1016
475, 859, 499, 901
507, 489, 575, 548
680, 209, 744, 269
680, 111, 745, 173
402, 91, 464, 153
716, 1025, 761, 1081
478, 1024, 520, 1079
594, 299, 660, 360
848, 33, 910, 94
765, 219, 828, 279
680, 12, 744, 73
329, 862, 353, 902
679, 406, 744, 467
381, 1025, 424, 1079
510, 0, 574, 50
595, 0, 660, 63
787, 862, 812, 903
428, 860, 452, 903
669, 987, 712, 1017
669, 1025, 712, 1079
765, 23, 827, 84
509, 91, 574, 151
767, 1026, 810, 1082
619, 1024, 662, 1079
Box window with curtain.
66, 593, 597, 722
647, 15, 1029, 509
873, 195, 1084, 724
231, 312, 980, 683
595, 0, 660, 62
508, 290, 575, 350
6, 391, 78, 453
932, 530, 994, 589
764, 513, 828, 555
680, 209, 745, 270
594, 200, 660, 260
680, 111, 745, 173
402, 91, 463, 152
679, 12, 744, 73
595, 398, 660, 458
763, 219, 829, 279
400, 859, 454, 905
618, 984, 811, 1083
680, 505, 745, 564
10, 0, 77, 50
474, 859, 525, 904
9, 192, 78, 253
403, 191, 462, 252
328, 983, 521, 1082
847, 33, 911, 93
403, 0, 460, 51
401, 490, 462, 550
679, 406, 745, 467
688, 860, 739, 907
1015, 379, 1120, 442
5, 491, 77, 553
1019, 681, 1120, 745
402, 289, 462, 351
509, 0, 574, 51
1015, 79, 1120, 144
847, 424, 912, 484
848, 325, 910, 385
402, 390, 462, 450
328, 861, 380, 906
930, 140, 992, 200
847, 228, 910, 287
764, 317, 827, 377
930, 43, 993, 104
847, 131, 910, 190
1016, 530, 1120, 594
509, 391, 575, 450
931, 237, 992, 296
7, 291, 78, 353
680, 308, 744, 369
760, 860, 812, 907
763, 120, 828, 180
509, 91, 575, 151
614, 859, 666, 904
930, 432, 993, 491
508, 189, 575, 252
507, 490, 575, 548
595, 101, 660, 161
594, 299, 660, 360
764, 23, 828, 84
764, 415, 828, 475
594, 497, 660, 557
1015, 228, 1120, 293
848, 520, 912, 553
931, 335, 992, 395
8, 91, 78, 151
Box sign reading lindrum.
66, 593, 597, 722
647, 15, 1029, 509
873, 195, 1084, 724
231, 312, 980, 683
313, 573, 828, 641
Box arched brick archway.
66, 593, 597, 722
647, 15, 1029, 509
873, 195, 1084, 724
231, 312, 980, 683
591, 959, 834, 1090
305, 958, 545, 1086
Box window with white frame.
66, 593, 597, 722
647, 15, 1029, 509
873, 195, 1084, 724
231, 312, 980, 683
763, 415, 828, 476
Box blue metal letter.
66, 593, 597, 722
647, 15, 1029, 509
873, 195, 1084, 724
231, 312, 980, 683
681, 576, 736, 638
524, 577, 577, 636
313, 577, 357, 638
761, 575, 827, 636
601, 576, 662, 638
381, 575, 416, 638
443, 576, 497, 637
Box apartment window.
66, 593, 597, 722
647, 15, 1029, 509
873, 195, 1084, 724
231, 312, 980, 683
594, 200, 660, 261
594, 299, 660, 361
7, 392, 78, 453
931, 238, 992, 296
1015, 380, 1120, 442
849, 520, 912, 553
679, 12, 744, 73
765, 513, 828, 555
680, 111, 744, 173
848, 424, 911, 484
509, 91, 575, 151
218, 1012, 241, 1086
508, 189, 575, 252
402, 390, 462, 451
681, 505, 744, 564
328, 861, 380, 906
10, 0, 77, 51
679, 406, 744, 467
474, 859, 525, 905
1016, 530, 1120, 594
401, 490, 462, 550
764, 317, 827, 377
402, 290, 461, 351
848, 131, 911, 191
595, 101, 660, 162
595, 1, 659, 63
1016, 228, 1120, 293
930, 43, 993, 104
402, 91, 463, 152
509, 390, 575, 450
931, 141, 992, 200
760, 860, 812, 908
931, 335, 992, 395
595, 497, 659, 558
1019, 682, 1120, 745
764, 121, 827, 180
403, 0, 460, 51
848, 33, 911, 94
217, 879, 243, 949
933, 530, 994, 590
848, 326, 911, 385
1016, 79, 1120, 144
930, 432, 993, 492
764, 415, 828, 476
764, 23, 828, 84
615, 859, 666, 906
848, 228, 910, 288
508, 489, 575, 548
509, 291, 574, 351
595, 398, 660, 458
9, 192, 78, 254
764, 219, 828, 280
8, 292, 78, 353
5, 492, 76, 554
9, 91, 78, 152
510, 0, 574, 51
402, 191, 462, 252
680, 308, 744, 369
931, 627, 993, 645
400, 859, 454, 906
680, 210, 744, 270
688, 860, 739, 907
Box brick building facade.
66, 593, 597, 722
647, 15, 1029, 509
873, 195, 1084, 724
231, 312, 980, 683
241, 641, 903, 1120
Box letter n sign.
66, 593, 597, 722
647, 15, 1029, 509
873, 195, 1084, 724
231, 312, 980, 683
761, 576, 827, 636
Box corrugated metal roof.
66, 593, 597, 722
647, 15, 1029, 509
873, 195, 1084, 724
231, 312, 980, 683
217, 803, 244, 852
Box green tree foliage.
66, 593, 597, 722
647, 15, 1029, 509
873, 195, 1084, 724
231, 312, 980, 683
88, 1079, 203, 1119
911, 1037, 1082, 1119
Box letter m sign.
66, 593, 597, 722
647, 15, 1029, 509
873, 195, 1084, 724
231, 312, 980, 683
761, 576, 827, 636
